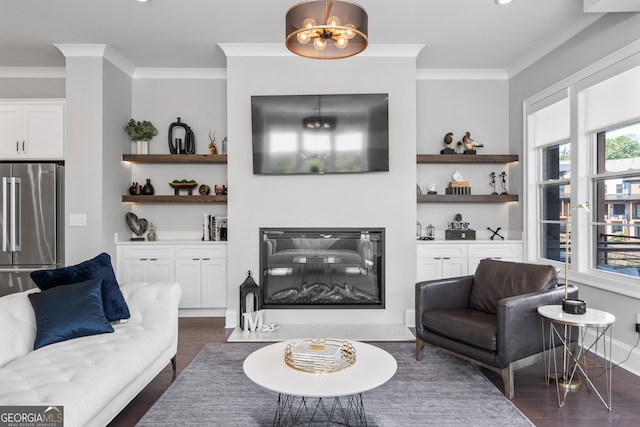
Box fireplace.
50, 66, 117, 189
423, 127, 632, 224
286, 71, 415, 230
260, 228, 385, 309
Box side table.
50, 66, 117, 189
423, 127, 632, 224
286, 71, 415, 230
537, 305, 615, 410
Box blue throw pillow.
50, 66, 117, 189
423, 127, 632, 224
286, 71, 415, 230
30, 253, 130, 321
28, 278, 114, 350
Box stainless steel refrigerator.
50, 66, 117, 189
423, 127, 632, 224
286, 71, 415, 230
1, 163, 63, 297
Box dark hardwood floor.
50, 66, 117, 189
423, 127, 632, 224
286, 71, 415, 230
108, 317, 639, 427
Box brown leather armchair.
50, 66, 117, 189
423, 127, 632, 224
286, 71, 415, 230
415, 259, 578, 399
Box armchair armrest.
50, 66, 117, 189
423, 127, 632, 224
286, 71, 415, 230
497, 284, 578, 364
415, 276, 473, 334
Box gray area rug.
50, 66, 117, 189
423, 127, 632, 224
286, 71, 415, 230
137, 342, 533, 426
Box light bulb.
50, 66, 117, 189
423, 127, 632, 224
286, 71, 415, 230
297, 31, 311, 44
327, 15, 341, 27
302, 18, 316, 29
344, 23, 356, 39
313, 37, 327, 51
335, 35, 348, 49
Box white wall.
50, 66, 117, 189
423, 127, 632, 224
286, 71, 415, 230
131, 78, 228, 235
225, 52, 418, 326
416, 78, 514, 239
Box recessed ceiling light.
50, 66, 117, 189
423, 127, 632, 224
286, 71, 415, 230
137, 0, 150, 3
495, 0, 512, 4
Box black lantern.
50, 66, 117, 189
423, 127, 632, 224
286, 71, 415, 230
426, 224, 435, 240
239, 271, 261, 330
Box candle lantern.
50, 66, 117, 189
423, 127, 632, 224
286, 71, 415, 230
239, 271, 261, 330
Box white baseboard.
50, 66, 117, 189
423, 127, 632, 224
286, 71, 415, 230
226, 309, 238, 329
583, 328, 640, 377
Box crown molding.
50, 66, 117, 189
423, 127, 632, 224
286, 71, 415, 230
0, 67, 65, 78
54, 44, 135, 77
133, 68, 227, 79
219, 43, 425, 58
416, 69, 508, 80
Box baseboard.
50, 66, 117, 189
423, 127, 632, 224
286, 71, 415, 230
583, 328, 640, 377
178, 308, 226, 318
226, 309, 238, 328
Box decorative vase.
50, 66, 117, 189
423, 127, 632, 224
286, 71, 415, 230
136, 140, 149, 155
147, 222, 156, 241
128, 182, 137, 195
142, 179, 154, 195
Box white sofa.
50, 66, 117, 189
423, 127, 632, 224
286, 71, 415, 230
0, 281, 181, 427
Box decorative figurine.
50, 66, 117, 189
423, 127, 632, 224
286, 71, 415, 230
147, 222, 156, 241
487, 226, 505, 240
221, 137, 228, 155
489, 172, 498, 195
427, 183, 437, 194
499, 172, 509, 195
441, 132, 455, 154
209, 130, 217, 155
462, 131, 484, 154
168, 117, 195, 154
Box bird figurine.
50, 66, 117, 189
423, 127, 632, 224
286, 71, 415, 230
462, 131, 484, 151
444, 132, 453, 149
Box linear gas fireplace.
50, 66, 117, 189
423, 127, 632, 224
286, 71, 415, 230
260, 228, 385, 309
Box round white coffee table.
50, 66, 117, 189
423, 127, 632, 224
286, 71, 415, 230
243, 340, 397, 426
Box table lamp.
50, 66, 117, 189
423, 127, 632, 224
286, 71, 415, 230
562, 203, 589, 314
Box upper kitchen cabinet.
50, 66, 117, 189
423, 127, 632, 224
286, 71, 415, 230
0, 101, 65, 160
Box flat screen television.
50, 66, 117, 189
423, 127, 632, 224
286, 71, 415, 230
251, 93, 389, 175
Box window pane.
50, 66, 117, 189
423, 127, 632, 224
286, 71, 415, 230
595, 224, 640, 277
542, 143, 570, 181
594, 122, 640, 277
541, 222, 566, 262
598, 122, 640, 173
541, 184, 569, 220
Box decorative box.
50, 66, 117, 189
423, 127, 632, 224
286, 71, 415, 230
445, 229, 476, 240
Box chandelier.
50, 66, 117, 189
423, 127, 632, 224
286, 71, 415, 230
286, 0, 368, 60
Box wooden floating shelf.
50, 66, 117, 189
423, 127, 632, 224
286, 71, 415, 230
122, 195, 227, 204
417, 194, 519, 203
122, 154, 227, 164
417, 154, 518, 164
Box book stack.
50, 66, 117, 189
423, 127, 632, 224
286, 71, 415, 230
445, 181, 471, 195
284, 339, 355, 372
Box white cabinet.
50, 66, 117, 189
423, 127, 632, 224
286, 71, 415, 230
175, 245, 227, 309
119, 245, 175, 283
0, 102, 64, 159
417, 241, 523, 282
417, 244, 468, 281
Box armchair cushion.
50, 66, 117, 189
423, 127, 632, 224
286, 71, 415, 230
469, 259, 557, 314
423, 308, 497, 351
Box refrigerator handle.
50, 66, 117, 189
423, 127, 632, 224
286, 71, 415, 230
10, 177, 21, 252
2, 177, 7, 252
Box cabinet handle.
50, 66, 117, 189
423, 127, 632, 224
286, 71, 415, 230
21, 140, 25, 152
16, 140, 19, 152
202, 258, 210, 260
139, 258, 148, 261
149, 258, 158, 261
443, 257, 450, 260
433, 257, 441, 260
192, 258, 199, 261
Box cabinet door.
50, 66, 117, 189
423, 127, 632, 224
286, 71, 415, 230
22, 104, 64, 159
442, 258, 468, 278
0, 105, 21, 159
147, 258, 174, 283
201, 258, 226, 308
121, 258, 147, 283
174, 259, 201, 308
417, 257, 443, 282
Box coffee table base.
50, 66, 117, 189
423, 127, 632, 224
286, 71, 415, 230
273, 393, 367, 426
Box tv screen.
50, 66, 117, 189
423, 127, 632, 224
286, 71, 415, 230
251, 94, 389, 175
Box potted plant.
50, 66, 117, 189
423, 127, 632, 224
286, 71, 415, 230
125, 119, 158, 154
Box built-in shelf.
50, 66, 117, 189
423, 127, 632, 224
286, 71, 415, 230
417, 194, 518, 203
417, 154, 518, 164
122, 154, 227, 164
122, 195, 227, 204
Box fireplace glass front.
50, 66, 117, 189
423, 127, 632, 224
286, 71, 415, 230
260, 228, 385, 309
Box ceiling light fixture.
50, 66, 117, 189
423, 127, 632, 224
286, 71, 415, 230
286, 0, 368, 60
495, 0, 513, 4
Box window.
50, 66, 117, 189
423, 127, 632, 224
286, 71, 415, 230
592, 123, 640, 277
538, 143, 571, 262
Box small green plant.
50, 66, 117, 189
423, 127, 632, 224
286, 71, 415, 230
124, 119, 158, 141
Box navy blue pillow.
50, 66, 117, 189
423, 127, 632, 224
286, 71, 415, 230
30, 253, 130, 321
28, 278, 114, 350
